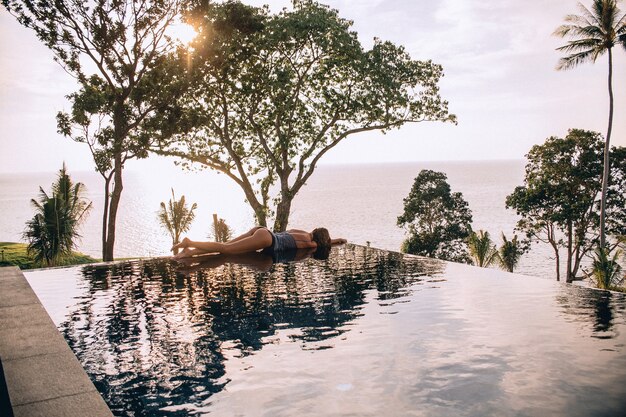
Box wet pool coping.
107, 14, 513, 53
0, 266, 113, 417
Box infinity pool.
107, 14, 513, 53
25, 245, 626, 416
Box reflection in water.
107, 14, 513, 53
556, 286, 626, 339
60, 245, 442, 416
23, 245, 626, 416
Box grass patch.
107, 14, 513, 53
0, 242, 99, 270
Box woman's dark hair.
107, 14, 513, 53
311, 227, 331, 260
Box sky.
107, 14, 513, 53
1, 0, 625, 173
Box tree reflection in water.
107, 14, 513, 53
556, 285, 626, 339
60, 244, 443, 417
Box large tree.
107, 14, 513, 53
506, 129, 625, 282
156, 0, 455, 231
3, 0, 182, 260
397, 170, 472, 263
554, 0, 626, 249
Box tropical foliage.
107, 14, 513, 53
158, 189, 197, 255
506, 129, 626, 282
23, 164, 92, 267
467, 230, 499, 268
3, 0, 184, 261
156, 0, 456, 231
0, 242, 96, 270
398, 170, 472, 263
497, 233, 525, 273
591, 246, 623, 289
554, 0, 626, 249
211, 217, 233, 243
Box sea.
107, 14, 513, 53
0, 160, 564, 279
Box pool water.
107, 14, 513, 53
25, 245, 626, 417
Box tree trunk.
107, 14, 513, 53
237, 181, 267, 227
242, 193, 267, 227
273, 196, 292, 232
213, 213, 219, 241
272, 172, 293, 232
101, 176, 111, 260
600, 48, 614, 249
554, 249, 561, 282
572, 227, 584, 279
103, 156, 124, 261
254, 207, 267, 227
549, 236, 560, 281
102, 104, 128, 262
572, 247, 582, 279
566, 221, 573, 283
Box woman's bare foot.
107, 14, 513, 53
171, 237, 191, 252
173, 247, 193, 260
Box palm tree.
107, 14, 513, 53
24, 195, 58, 266
211, 217, 233, 243
467, 230, 499, 268
591, 246, 623, 289
497, 233, 524, 273
554, 0, 626, 249
158, 189, 197, 254
23, 164, 92, 266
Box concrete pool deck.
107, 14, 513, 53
0, 266, 113, 417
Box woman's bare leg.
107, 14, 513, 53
220, 228, 273, 254
171, 237, 191, 252
172, 227, 266, 252
173, 247, 210, 259
174, 228, 273, 255
225, 226, 266, 244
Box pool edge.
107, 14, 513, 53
0, 266, 113, 417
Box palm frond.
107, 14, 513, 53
563, 12, 596, 28
556, 48, 601, 69
555, 36, 603, 51
158, 189, 197, 246
555, 0, 625, 69
497, 233, 525, 273
23, 165, 92, 266
591, 246, 623, 289
578, 1, 601, 25
467, 230, 499, 267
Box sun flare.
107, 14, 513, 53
167, 20, 197, 45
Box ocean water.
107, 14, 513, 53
0, 160, 560, 278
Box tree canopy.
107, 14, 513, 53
3, 0, 183, 260
156, 0, 456, 231
397, 170, 472, 263
506, 129, 625, 282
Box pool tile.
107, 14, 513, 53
3, 352, 98, 406
0, 267, 40, 308
0, 322, 68, 361
0, 303, 51, 331
12, 390, 113, 417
